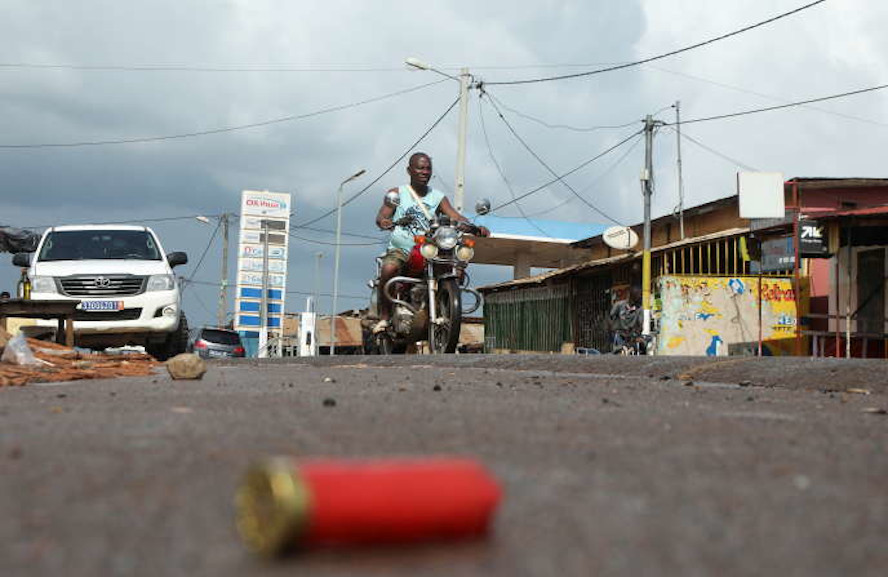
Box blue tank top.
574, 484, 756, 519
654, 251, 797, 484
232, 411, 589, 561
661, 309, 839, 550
387, 185, 445, 253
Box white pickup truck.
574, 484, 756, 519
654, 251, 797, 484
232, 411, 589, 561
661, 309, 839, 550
13, 224, 189, 359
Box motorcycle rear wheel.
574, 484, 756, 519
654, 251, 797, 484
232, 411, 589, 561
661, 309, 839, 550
428, 278, 461, 354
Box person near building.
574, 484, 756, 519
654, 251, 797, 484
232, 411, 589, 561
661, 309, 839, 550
609, 285, 643, 352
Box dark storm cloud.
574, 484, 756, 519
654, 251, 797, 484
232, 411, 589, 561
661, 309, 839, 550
2, 0, 885, 326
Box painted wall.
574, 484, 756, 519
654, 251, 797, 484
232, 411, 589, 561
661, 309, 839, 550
657, 275, 802, 356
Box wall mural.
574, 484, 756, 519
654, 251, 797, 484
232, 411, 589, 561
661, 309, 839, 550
656, 275, 803, 356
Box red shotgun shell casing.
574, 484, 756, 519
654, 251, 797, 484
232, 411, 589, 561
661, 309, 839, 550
236, 457, 502, 556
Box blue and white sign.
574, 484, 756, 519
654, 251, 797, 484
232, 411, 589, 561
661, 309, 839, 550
234, 190, 291, 347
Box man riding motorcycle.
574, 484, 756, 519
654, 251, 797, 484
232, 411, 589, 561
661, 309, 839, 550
373, 152, 489, 335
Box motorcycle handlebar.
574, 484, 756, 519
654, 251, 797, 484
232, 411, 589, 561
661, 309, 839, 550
386, 215, 485, 236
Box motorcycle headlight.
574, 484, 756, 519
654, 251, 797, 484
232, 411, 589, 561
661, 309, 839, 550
146, 274, 175, 292
434, 226, 459, 250
420, 243, 439, 259
31, 276, 58, 294
456, 245, 475, 262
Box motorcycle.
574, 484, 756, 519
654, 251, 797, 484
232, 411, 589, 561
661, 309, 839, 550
363, 196, 490, 354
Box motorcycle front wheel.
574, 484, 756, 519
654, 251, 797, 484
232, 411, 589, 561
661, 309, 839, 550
428, 278, 462, 354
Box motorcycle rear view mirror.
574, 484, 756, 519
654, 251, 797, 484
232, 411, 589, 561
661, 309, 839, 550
384, 190, 401, 208
474, 198, 491, 216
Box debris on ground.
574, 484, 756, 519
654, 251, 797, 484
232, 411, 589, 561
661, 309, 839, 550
0, 330, 159, 387
236, 457, 501, 557
861, 407, 887, 415
165, 353, 207, 380
1, 332, 41, 366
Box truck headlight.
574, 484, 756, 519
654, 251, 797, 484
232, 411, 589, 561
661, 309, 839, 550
147, 274, 175, 291
420, 243, 439, 259
456, 245, 475, 262
31, 276, 58, 294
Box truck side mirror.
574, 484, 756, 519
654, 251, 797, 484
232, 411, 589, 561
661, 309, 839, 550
12, 253, 31, 267
167, 252, 188, 268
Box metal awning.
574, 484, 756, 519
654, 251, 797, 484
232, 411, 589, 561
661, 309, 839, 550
472, 234, 594, 268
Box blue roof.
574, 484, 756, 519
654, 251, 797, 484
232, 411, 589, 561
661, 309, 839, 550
473, 215, 607, 242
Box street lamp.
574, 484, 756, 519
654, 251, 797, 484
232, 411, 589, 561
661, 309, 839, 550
313, 252, 324, 314
195, 214, 231, 329
405, 56, 471, 213
330, 169, 366, 356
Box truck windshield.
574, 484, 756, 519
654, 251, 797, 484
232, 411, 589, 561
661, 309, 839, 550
38, 230, 162, 261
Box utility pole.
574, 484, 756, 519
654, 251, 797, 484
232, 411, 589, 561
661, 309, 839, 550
641, 114, 657, 337
405, 58, 471, 212
217, 213, 230, 328
313, 252, 323, 314
674, 101, 686, 240
331, 169, 366, 356
454, 67, 471, 213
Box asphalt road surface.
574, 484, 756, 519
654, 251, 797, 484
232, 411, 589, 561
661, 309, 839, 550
2, 354, 886, 576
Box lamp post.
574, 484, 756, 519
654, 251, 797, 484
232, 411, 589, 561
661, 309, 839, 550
313, 252, 324, 314
330, 169, 366, 356
406, 57, 471, 213
195, 213, 231, 329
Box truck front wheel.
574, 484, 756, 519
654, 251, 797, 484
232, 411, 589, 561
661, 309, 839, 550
148, 313, 189, 361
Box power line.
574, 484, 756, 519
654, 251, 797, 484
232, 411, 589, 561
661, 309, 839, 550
486, 0, 829, 86
181, 219, 222, 295
477, 95, 555, 237
489, 128, 643, 214
0, 61, 636, 74
517, 133, 644, 218
669, 82, 888, 126
0, 62, 409, 73
483, 90, 625, 226
21, 213, 232, 230
184, 278, 366, 300
295, 225, 384, 241
663, 125, 758, 171
22, 212, 386, 242
646, 64, 888, 128
490, 95, 671, 133
0, 80, 447, 149
294, 96, 461, 228
182, 283, 216, 320
288, 230, 384, 247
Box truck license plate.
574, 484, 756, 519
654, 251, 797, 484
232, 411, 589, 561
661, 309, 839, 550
81, 300, 124, 311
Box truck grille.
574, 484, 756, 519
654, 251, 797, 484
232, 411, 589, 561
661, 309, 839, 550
74, 308, 143, 321
59, 275, 146, 297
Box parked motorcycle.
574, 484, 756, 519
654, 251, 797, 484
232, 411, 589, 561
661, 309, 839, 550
363, 197, 490, 354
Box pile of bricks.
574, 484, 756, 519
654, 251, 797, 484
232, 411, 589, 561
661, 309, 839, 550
0, 329, 159, 387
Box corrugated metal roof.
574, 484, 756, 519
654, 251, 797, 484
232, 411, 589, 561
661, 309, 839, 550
810, 205, 888, 219
787, 177, 888, 189
480, 227, 749, 293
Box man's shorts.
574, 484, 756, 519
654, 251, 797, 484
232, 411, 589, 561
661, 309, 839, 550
381, 248, 409, 269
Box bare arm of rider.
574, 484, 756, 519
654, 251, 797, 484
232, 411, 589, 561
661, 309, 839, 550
437, 197, 490, 237
376, 189, 397, 230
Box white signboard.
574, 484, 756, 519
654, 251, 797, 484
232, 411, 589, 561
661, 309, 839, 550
234, 190, 292, 343
241, 190, 291, 219
738, 172, 785, 219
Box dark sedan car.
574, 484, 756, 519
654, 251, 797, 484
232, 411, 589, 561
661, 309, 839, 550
191, 327, 245, 359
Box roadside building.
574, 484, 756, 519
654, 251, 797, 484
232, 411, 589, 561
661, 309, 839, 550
480, 177, 888, 357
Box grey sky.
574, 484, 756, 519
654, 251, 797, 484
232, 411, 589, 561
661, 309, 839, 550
2, 0, 885, 328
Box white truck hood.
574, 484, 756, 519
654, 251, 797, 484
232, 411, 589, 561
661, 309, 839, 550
33, 259, 170, 277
